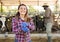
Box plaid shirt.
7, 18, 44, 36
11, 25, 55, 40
12, 17, 35, 42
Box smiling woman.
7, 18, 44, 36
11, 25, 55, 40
12, 4, 35, 42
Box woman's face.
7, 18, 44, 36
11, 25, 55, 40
18, 6, 27, 15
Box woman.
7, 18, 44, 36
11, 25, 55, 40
12, 4, 35, 42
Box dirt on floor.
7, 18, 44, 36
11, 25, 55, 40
0, 37, 60, 42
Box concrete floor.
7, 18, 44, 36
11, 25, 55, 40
0, 33, 60, 42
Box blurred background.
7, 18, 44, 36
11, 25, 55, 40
0, 0, 60, 42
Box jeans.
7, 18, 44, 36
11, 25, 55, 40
45, 23, 53, 36
45, 23, 53, 42
29, 40, 32, 42
15, 39, 31, 42
15, 39, 18, 42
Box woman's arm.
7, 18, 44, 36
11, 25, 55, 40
12, 18, 21, 34
28, 18, 35, 30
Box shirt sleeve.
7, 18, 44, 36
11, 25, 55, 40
12, 18, 21, 34
28, 18, 35, 30
45, 8, 51, 18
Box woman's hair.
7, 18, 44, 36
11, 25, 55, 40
15, 4, 30, 22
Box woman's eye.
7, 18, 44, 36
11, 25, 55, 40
20, 8, 22, 9
23, 8, 26, 10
